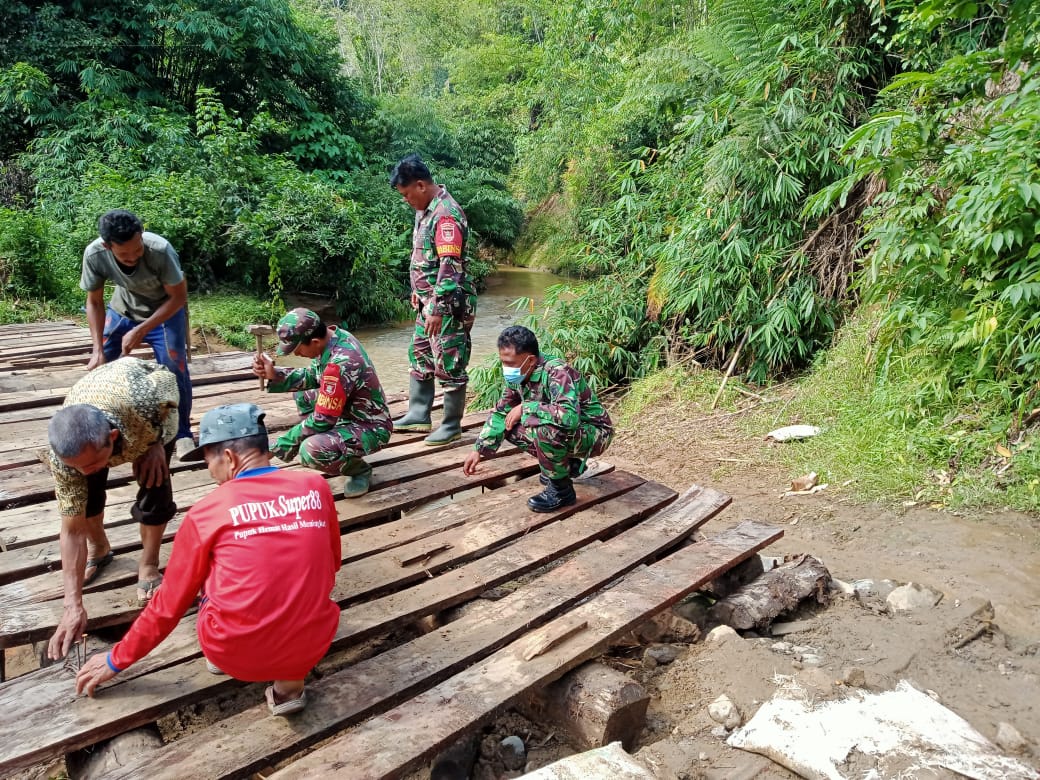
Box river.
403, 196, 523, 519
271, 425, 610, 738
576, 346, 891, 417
351, 265, 566, 394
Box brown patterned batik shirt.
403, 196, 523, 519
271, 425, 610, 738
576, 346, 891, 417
48, 358, 179, 517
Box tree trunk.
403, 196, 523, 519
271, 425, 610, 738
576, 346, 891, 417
708, 554, 831, 631
519, 662, 649, 751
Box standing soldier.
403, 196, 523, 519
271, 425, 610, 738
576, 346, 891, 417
252, 308, 392, 497
81, 209, 195, 460
389, 154, 475, 445
462, 326, 614, 512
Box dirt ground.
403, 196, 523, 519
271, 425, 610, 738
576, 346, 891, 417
462, 394, 1040, 779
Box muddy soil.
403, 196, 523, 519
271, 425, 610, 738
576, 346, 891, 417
461, 393, 1040, 779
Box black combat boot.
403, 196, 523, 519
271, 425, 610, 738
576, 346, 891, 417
527, 477, 577, 513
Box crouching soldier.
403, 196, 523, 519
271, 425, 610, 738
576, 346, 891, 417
252, 308, 393, 497
462, 325, 613, 511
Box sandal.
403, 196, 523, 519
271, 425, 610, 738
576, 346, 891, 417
83, 550, 114, 585
265, 685, 307, 716
136, 574, 163, 603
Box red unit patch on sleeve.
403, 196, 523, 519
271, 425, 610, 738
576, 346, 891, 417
315, 363, 347, 418
435, 217, 463, 257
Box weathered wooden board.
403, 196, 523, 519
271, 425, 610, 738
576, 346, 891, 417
271, 520, 781, 780
0, 448, 536, 587
0, 469, 641, 646
0, 478, 691, 774
0, 395, 451, 507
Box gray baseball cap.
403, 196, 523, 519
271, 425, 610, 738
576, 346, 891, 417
180, 403, 268, 462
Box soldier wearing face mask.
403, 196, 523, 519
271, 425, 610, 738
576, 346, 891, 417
462, 325, 614, 512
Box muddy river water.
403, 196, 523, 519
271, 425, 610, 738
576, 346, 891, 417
349, 266, 566, 395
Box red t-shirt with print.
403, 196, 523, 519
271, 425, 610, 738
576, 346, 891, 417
110, 467, 341, 681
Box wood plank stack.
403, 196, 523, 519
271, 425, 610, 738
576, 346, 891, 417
0, 321, 782, 779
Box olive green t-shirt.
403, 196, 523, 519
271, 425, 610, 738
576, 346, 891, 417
80, 232, 185, 322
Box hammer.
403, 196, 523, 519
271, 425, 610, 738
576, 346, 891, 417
247, 324, 276, 391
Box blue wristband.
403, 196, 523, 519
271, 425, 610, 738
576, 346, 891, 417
106, 652, 123, 673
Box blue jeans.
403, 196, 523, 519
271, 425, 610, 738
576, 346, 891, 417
102, 307, 193, 441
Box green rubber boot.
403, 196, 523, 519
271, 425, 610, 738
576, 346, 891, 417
340, 458, 372, 498
425, 384, 466, 446
394, 376, 435, 432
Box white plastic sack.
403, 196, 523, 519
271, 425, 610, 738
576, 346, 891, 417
728, 679, 1038, 780
766, 425, 821, 442
518, 742, 655, 780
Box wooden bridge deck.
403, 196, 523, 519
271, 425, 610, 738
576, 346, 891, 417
0, 321, 781, 779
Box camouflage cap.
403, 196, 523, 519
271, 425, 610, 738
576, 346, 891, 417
180, 403, 268, 462
276, 308, 322, 355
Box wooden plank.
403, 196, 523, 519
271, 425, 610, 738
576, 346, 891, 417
0, 448, 535, 587
0, 478, 683, 774
0, 468, 641, 646
0, 353, 254, 411
0, 393, 430, 507
272, 520, 781, 780
0, 388, 416, 460
0, 433, 520, 603
96, 490, 747, 780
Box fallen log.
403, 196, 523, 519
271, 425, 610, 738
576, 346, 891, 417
707, 554, 831, 631
519, 661, 650, 751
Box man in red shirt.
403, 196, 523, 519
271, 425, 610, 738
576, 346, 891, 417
75, 403, 341, 715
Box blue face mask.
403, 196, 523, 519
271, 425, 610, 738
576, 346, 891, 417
502, 356, 531, 387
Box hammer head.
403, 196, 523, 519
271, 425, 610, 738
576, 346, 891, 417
247, 324, 276, 337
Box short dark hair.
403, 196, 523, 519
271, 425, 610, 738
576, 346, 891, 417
306, 321, 328, 342
389, 154, 433, 188
99, 210, 143, 244
498, 325, 539, 356
203, 431, 269, 460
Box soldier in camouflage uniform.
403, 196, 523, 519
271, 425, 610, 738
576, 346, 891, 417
463, 326, 614, 512
252, 308, 392, 498
390, 154, 476, 446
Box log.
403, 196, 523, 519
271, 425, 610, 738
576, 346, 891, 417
520, 662, 650, 751
66, 723, 163, 779
708, 554, 831, 630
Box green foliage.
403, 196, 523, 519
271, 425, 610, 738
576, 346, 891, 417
814, 0, 1040, 416
190, 291, 281, 350
0, 207, 78, 306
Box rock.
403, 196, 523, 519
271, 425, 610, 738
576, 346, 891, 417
830, 577, 855, 595
770, 641, 792, 654
799, 653, 823, 667
791, 645, 813, 654
632, 612, 701, 644
673, 594, 713, 629
842, 666, 867, 688
498, 736, 526, 771
707, 694, 741, 730
705, 625, 740, 644
645, 644, 681, 665
886, 583, 941, 612
710, 725, 729, 739
995, 722, 1027, 754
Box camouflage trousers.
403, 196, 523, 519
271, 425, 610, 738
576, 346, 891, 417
294, 390, 393, 476
505, 421, 613, 480
408, 306, 474, 389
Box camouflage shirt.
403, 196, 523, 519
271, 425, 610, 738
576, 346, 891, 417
410, 185, 475, 317
268, 326, 391, 447
474, 356, 614, 456
48, 358, 180, 517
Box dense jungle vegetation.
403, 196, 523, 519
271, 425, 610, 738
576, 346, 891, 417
1, 0, 1039, 509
